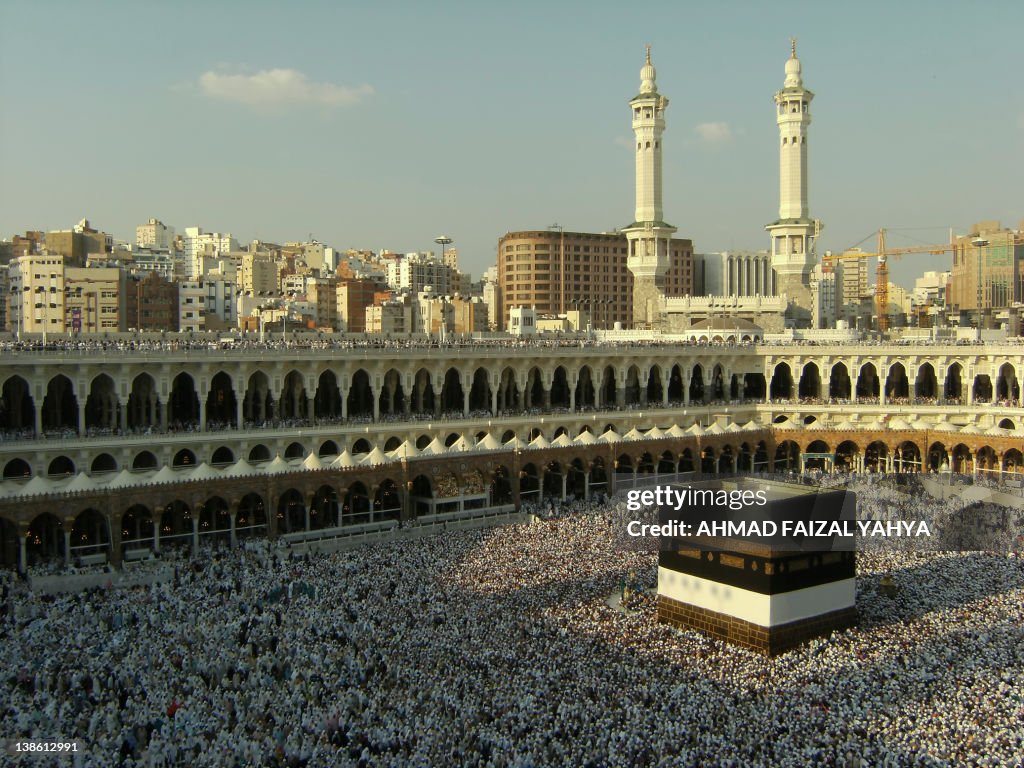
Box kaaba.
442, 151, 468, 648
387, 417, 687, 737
656, 479, 858, 655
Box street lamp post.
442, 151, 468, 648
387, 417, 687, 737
548, 224, 564, 314
434, 235, 453, 267
434, 236, 453, 341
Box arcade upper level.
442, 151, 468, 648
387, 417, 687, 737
0, 340, 1021, 479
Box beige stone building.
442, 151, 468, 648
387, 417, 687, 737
7, 253, 65, 334
947, 221, 1024, 322
241, 252, 282, 296
64, 266, 125, 333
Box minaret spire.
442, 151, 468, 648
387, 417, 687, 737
766, 39, 819, 322
624, 47, 676, 329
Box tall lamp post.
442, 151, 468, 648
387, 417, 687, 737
433, 236, 453, 341
548, 223, 564, 314
434, 235, 453, 267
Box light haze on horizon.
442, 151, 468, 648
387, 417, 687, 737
1, 0, 1022, 289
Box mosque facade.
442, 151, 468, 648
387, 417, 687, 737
0, 340, 1021, 572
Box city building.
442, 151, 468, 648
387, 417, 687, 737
913, 270, 950, 312
482, 267, 503, 331
126, 273, 179, 331
810, 263, 837, 330
183, 227, 238, 280
764, 41, 820, 323
124, 247, 176, 280
64, 266, 125, 333
135, 218, 175, 250
241, 251, 282, 296
387, 253, 457, 296
947, 221, 1024, 325
336, 277, 379, 333
178, 277, 237, 332
508, 306, 537, 336
7, 253, 65, 334
45, 220, 111, 267
307, 276, 339, 330
451, 296, 488, 334
365, 295, 415, 334
2, 232, 44, 263
498, 230, 693, 331
417, 290, 455, 336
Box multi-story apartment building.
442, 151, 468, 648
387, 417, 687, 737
179, 277, 237, 332
183, 227, 238, 279
387, 253, 457, 296
451, 296, 488, 334
135, 218, 175, 250
497, 230, 693, 331
7, 253, 65, 334
45, 222, 111, 268
947, 221, 1024, 323
307, 276, 339, 330
64, 267, 125, 333
124, 247, 176, 280
365, 296, 415, 334
126, 273, 179, 331
241, 252, 282, 296
337, 277, 379, 333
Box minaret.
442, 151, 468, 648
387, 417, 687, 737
765, 39, 820, 317
624, 45, 676, 329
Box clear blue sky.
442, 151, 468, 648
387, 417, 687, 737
1, 0, 1022, 288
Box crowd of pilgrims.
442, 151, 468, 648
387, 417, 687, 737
0, 333, 1008, 357
1, 478, 1023, 767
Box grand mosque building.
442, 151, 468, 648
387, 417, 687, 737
0, 47, 1020, 572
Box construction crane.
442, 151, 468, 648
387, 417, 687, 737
822, 228, 954, 332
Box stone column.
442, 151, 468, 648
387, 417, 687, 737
229, 513, 237, 548
267, 495, 279, 540
19, 535, 27, 574
462, 390, 470, 418
235, 395, 244, 430
191, 515, 199, 555
34, 402, 43, 436
64, 530, 72, 567
198, 399, 207, 432
110, 523, 122, 567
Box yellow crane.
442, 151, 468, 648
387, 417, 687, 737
822, 229, 954, 331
